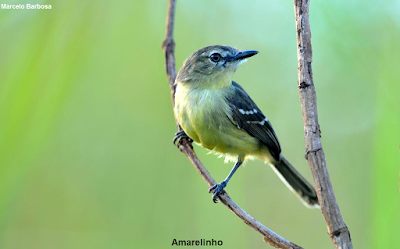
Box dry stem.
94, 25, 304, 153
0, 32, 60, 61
293, 0, 353, 248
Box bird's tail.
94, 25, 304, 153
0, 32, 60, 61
271, 155, 319, 208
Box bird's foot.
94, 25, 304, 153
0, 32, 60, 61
209, 181, 227, 203
173, 130, 192, 147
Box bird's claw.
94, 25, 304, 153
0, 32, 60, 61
209, 181, 227, 203
173, 131, 192, 147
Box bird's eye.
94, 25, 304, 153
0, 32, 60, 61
209, 53, 222, 63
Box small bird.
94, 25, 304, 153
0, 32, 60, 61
173, 45, 319, 208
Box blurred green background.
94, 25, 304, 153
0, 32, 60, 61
0, 0, 399, 248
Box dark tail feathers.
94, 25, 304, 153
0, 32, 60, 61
272, 155, 319, 208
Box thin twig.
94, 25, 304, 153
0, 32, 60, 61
162, 0, 303, 248
292, 0, 353, 248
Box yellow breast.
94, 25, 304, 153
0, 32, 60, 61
174, 83, 260, 159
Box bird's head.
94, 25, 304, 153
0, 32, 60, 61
176, 45, 258, 88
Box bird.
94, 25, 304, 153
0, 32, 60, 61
173, 45, 319, 208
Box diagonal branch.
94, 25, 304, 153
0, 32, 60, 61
162, 0, 302, 248
292, 0, 353, 248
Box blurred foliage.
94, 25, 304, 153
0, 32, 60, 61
0, 0, 399, 248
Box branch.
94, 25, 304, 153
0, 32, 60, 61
292, 1, 353, 248
162, 0, 302, 248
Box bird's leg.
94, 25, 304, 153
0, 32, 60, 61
209, 159, 243, 203
173, 130, 192, 147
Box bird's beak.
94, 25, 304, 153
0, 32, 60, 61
233, 50, 259, 61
